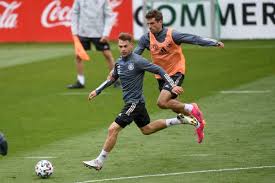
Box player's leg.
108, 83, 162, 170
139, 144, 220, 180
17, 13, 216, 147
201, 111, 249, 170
139, 116, 198, 135
157, 89, 188, 114
103, 122, 122, 152
93, 38, 121, 87
156, 73, 188, 114
83, 122, 122, 171
133, 103, 197, 135
156, 73, 206, 143
0, 133, 8, 156
83, 104, 134, 171
102, 50, 115, 71
67, 36, 90, 89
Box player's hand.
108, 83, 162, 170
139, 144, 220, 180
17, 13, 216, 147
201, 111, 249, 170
172, 86, 183, 95
88, 90, 97, 101
217, 41, 224, 48
100, 36, 109, 43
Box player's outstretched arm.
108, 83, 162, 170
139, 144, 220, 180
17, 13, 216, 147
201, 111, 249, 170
88, 78, 116, 102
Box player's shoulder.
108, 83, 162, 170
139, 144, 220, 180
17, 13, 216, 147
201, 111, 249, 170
132, 53, 148, 64
132, 52, 145, 60
138, 32, 150, 42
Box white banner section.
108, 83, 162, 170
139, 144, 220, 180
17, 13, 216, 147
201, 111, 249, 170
133, 0, 275, 40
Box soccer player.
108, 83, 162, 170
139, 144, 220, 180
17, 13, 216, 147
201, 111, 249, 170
0, 132, 8, 156
82, 33, 199, 171
68, 0, 120, 89
134, 9, 225, 143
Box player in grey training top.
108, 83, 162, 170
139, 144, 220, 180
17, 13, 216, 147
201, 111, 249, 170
82, 33, 199, 171
96, 51, 175, 104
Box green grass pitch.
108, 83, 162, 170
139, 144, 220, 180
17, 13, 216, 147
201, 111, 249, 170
0, 40, 275, 183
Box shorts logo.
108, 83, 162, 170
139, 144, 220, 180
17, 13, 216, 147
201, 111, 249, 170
128, 63, 134, 70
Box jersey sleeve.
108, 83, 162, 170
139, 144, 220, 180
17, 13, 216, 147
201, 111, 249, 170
172, 30, 219, 46
71, 0, 80, 35
137, 57, 175, 87
95, 63, 119, 95
110, 63, 119, 81
134, 34, 150, 55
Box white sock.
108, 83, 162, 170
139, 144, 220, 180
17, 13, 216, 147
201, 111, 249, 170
77, 75, 85, 85
184, 104, 193, 114
96, 149, 108, 163
165, 118, 182, 127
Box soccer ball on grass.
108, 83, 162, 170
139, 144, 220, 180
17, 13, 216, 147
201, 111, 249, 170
35, 160, 54, 178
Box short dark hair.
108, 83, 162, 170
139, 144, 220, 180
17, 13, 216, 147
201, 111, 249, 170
118, 32, 133, 42
145, 9, 163, 22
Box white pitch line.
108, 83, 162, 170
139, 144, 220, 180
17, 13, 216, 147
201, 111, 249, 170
24, 156, 57, 159
60, 92, 110, 96
75, 165, 275, 183
220, 90, 271, 94
59, 92, 89, 96
181, 154, 210, 157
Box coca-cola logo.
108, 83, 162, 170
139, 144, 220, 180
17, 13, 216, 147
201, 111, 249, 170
109, 0, 123, 26
0, 1, 21, 29
41, 0, 123, 29
41, 0, 71, 28
109, 0, 123, 9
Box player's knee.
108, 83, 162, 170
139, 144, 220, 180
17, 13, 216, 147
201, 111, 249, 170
76, 55, 81, 61
108, 125, 119, 136
157, 100, 167, 109
141, 130, 151, 135
140, 126, 153, 135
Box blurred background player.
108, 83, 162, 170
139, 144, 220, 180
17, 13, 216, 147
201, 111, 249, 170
68, 0, 120, 89
0, 132, 8, 156
134, 9, 224, 143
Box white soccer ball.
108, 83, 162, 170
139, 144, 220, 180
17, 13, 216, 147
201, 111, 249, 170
35, 160, 54, 178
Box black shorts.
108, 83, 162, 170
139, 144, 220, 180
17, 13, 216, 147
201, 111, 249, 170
157, 72, 185, 99
115, 102, 150, 128
78, 36, 110, 51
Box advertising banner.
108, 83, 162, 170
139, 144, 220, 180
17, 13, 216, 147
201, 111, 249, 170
0, 0, 132, 42
133, 0, 275, 40
219, 0, 275, 39
0, 0, 274, 42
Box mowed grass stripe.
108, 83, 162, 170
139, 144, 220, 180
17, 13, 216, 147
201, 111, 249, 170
0, 43, 73, 68
0, 75, 274, 183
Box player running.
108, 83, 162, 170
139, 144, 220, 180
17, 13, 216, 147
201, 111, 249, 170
82, 33, 199, 171
134, 9, 225, 143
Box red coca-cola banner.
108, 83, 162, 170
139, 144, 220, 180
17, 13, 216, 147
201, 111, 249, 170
0, 0, 133, 42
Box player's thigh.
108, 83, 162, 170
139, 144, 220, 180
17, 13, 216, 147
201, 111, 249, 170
78, 36, 91, 50
133, 103, 150, 128
158, 73, 185, 100
108, 122, 123, 134
157, 89, 173, 104
90, 38, 110, 51
114, 103, 135, 128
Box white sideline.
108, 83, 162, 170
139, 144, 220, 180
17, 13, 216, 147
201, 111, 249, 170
24, 156, 57, 159
75, 165, 275, 183
59, 92, 89, 96
60, 92, 110, 96
220, 90, 271, 94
